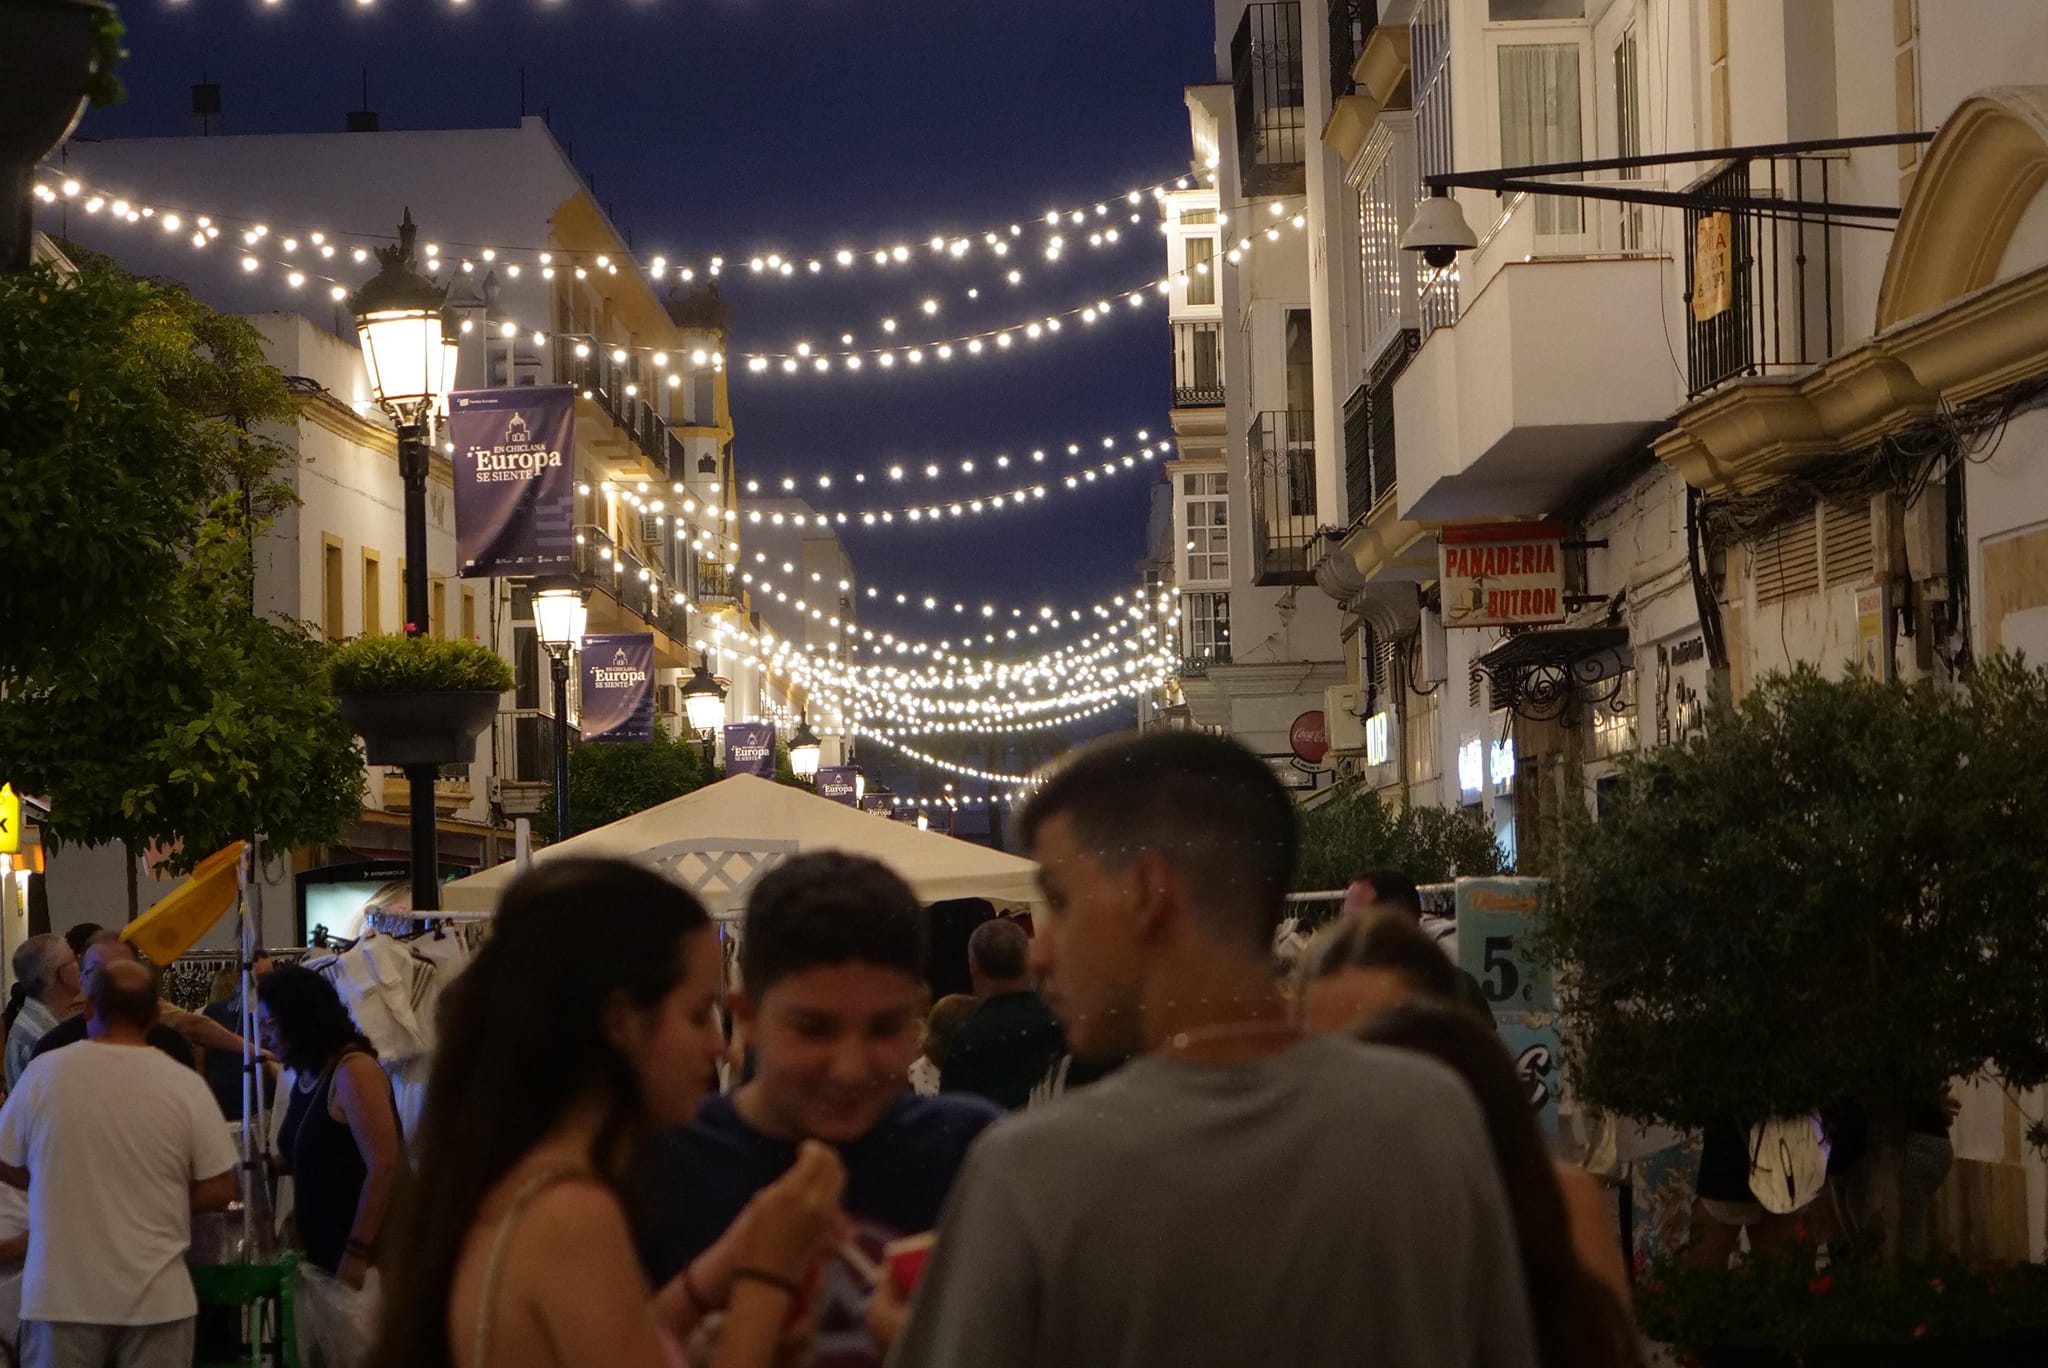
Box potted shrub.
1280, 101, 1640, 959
330, 634, 513, 767
2, 1, 123, 271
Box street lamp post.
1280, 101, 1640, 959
533, 586, 588, 844
788, 713, 822, 783
679, 658, 728, 777
351, 209, 455, 912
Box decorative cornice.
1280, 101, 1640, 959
1654, 262, 2048, 495
1878, 86, 2048, 331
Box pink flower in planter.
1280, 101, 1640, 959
1807, 1275, 1833, 1295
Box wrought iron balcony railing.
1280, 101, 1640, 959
1327, 1, 1378, 105
1248, 409, 1321, 585
1232, 3, 1307, 199
1683, 155, 1843, 399
1171, 321, 1225, 408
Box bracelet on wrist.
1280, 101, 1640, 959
730, 1267, 802, 1299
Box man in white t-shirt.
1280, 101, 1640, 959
0, 959, 238, 1368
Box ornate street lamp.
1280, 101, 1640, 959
787, 713, 822, 782
351, 209, 456, 911
679, 658, 728, 774
532, 585, 588, 844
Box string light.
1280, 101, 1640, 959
742, 427, 1158, 495
34, 168, 1203, 295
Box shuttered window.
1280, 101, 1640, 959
1754, 509, 1820, 605
1822, 498, 1874, 586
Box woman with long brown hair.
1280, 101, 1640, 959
369, 859, 847, 1368
1355, 1001, 1642, 1368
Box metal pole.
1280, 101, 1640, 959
550, 651, 571, 843
397, 420, 440, 912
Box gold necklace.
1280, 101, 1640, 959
1165, 1018, 1303, 1053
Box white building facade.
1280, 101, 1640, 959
37, 117, 786, 937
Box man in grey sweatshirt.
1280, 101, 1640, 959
889, 733, 1538, 1368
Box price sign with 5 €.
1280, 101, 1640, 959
1455, 877, 1553, 1015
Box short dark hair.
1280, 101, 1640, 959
966, 917, 1029, 981
1019, 732, 1298, 952
86, 959, 159, 1030
1349, 868, 1421, 918
257, 964, 370, 1072
1300, 908, 1460, 1004
741, 852, 925, 1001
63, 923, 103, 961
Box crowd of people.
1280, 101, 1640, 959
0, 731, 1652, 1367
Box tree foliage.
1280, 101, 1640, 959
1538, 660, 2048, 1134
0, 260, 364, 874
1293, 779, 1506, 915
537, 724, 709, 841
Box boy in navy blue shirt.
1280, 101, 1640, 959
638, 851, 999, 1368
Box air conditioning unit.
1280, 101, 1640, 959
1324, 685, 1367, 751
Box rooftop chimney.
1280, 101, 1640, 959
191, 79, 222, 135
346, 69, 377, 133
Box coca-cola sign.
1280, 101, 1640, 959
1289, 710, 1329, 764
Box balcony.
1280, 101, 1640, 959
1247, 410, 1320, 585
693, 556, 740, 609
1393, 190, 1680, 521
561, 343, 677, 478
1683, 155, 1843, 399
1171, 321, 1225, 408
573, 523, 690, 643
499, 711, 572, 810
1232, 3, 1307, 200
379, 766, 474, 815
1326, 1, 1377, 105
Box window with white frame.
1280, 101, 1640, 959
1496, 40, 1587, 236
1357, 119, 1416, 355
1184, 235, 1218, 307
1184, 591, 1231, 661
1182, 472, 1230, 583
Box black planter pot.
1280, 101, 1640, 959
337, 690, 499, 768
1, 0, 107, 273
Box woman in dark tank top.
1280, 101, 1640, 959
259, 965, 408, 1285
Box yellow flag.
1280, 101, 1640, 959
0, 785, 19, 855
122, 841, 245, 965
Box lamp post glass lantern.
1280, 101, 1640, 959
788, 715, 822, 781
679, 661, 728, 774
352, 208, 455, 912
533, 587, 588, 844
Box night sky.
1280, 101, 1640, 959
81, 1, 1217, 818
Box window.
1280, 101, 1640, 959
1184, 591, 1231, 661
513, 625, 541, 710
322, 538, 344, 642
1182, 472, 1230, 583
1490, 0, 1582, 18
462, 588, 478, 644
1184, 235, 1218, 307
1614, 26, 1643, 250
1179, 207, 1218, 227
361, 552, 382, 636
686, 374, 717, 427
430, 577, 447, 640
1497, 42, 1586, 236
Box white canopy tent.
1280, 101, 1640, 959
442, 774, 1042, 918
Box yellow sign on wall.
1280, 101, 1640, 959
1693, 211, 1734, 322
0, 785, 19, 855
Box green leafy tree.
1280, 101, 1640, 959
1538, 660, 2048, 1256
537, 725, 709, 840
0, 262, 222, 679
1293, 780, 1505, 918
0, 261, 365, 908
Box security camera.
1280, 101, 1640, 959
1400, 190, 1477, 270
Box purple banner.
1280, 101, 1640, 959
448, 385, 575, 579
861, 795, 893, 816
724, 722, 776, 779
816, 766, 858, 806
580, 634, 654, 745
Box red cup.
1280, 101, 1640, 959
883, 1232, 935, 1297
